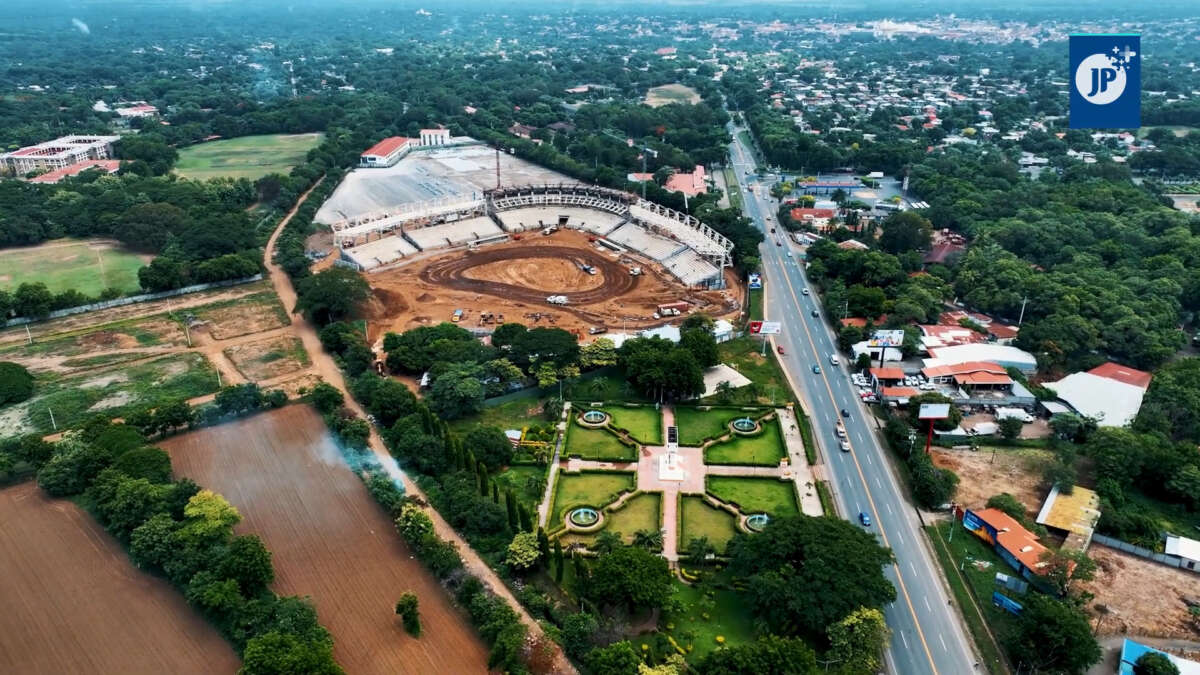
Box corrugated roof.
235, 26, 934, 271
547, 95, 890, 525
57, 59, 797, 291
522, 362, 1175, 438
972, 508, 1050, 574
361, 136, 413, 158
1035, 484, 1101, 536
870, 367, 905, 380
1165, 535, 1200, 563
1087, 362, 1152, 390
1044, 372, 1147, 428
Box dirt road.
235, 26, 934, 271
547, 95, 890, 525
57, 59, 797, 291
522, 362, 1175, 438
265, 178, 577, 674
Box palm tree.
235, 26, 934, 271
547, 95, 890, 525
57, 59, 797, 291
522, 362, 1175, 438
686, 536, 715, 567
632, 529, 663, 552
593, 530, 622, 554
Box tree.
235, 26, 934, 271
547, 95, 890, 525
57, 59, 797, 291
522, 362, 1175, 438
696, 635, 819, 675
240, 631, 341, 675
1038, 549, 1097, 596
294, 267, 370, 325
395, 592, 421, 636
593, 529, 623, 555
464, 425, 513, 470
308, 382, 344, 414
907, 393, 961, 431
998, 416, 1023, 441
579, 338, 618, 369
112, 447, 173, 483
586, 545, 672, 612
505, 531, 541, 572
36, 439, 113, 497
680, 326, 719, 368
727, 515, 895, 635
1134, 652, 1180, 675
584, 641, 641, 675
0, 362, 34, 405
561, 611, 599, 658
427, 366, 485, 420
181, 489, 241, 544
218, 534, 275, 595
632, 529, 663, 552
1005, 594, 1101, 675
826, 607, 890, 674
13, 282, 55, 319
986, 493, 1027, 523
878, 210, 933, 254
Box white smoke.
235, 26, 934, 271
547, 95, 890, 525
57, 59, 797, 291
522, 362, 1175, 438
71, 18, 90, 35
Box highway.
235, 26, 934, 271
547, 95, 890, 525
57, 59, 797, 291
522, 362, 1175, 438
726, 123, 979, 675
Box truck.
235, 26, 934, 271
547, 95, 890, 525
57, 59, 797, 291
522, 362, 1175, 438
995, 407, 1034, 423
546, 295, 568, 305
451, 309, 464, 323
542, 225, 557, 236
629, 267, 642, 276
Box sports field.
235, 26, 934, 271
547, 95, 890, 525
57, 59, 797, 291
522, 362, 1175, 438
0, 238, 147, 296
175, 133, 324, 181
644, 83, 701, 107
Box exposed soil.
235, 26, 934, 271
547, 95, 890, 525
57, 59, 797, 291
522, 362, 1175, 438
1080, 544, 1200, 639
160, 406, 490, 675
193, 293, 290, 340
368, 229, 741, 341
930, 446, 1054, 515
0, 483, 240, 675
222, 335, 309, 381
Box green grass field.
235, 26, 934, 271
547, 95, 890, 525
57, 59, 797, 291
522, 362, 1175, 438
704, 416, 786, 466
723, 167, 744, 211
565, 421, 637, 461
679, 496, 740, 554
550, 471, 636, 528
175, 133, 324, 181
494, 465, 547, 509
0, 239, 147, 296
604, 492, 662, 543
665, 581, 759, 661
706, 476, 798, 517
675, 407, 736, 446
703, 337, 791, 406
644, 84, 701, 107
604, 405, 662, 445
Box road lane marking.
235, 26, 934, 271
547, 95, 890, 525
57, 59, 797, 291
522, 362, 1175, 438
939, 634, 948, 652
766, 222, 941, 674
875, 476, 883, 489
886, 502, 894, 515
900, 631, 910, 649
924, 596, 932, 613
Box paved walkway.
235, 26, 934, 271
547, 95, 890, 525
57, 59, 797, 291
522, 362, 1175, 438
777, 406, 824, 517
264, 180, 575, 674
536, 402, 571, 528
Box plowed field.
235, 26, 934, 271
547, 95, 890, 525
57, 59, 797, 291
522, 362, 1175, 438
160, 406, 489, 675
0, 483, 239, 675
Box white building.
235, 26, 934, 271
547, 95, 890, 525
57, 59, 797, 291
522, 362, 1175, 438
358, 137, 415, 168
419, 128, 451, 147
922, 343, 1037, 373
2, 135, 120, 175
1043, 362, 1152, 428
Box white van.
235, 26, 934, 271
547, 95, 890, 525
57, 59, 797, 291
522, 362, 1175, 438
829, 354, 839, 365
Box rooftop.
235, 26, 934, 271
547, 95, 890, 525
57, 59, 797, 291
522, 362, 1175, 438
1087, 361, 1152, 389
971, 508, 1050, 575
28, 159, 120, 184
1044, 372, 1147, 428
1035, 484, 1101, 537
361, 136, 414, 158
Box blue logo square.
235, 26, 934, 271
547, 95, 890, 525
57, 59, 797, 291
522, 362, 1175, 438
1069, 34, 1140, 129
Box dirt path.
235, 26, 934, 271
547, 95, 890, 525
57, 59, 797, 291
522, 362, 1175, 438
264, 177, 577, 674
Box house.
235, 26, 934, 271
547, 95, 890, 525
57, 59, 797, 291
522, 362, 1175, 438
921, 360, 1036, 406
962, 508, 1052, 581
922, 241, 965, 266
918, 323, 987, 350
508, 123, 536, 139
115, 103, 159, 118
869, 367, 905, 390
1043, 362, 1152, 427
1164, 535, 1200, 573
1035, 485, 1101, 552
358, 136, 415, 168
1118, 639, 1200, 675
789, 207, 836, 229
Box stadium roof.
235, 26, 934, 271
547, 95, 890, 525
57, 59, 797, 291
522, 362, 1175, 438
1044, 372, 1146, 428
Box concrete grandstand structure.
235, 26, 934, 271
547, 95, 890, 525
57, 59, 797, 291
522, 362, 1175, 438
333, 183, 733, 288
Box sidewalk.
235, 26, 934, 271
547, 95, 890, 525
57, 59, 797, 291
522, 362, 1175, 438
777, 407, 824, 516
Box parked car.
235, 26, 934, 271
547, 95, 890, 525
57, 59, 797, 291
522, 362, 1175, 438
776, 345, 785, 355
859, 512, 872, 526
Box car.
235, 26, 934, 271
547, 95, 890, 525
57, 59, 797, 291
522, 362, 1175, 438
829, 354, 840, 365
840, 439, 851, 452
811, 309, 819, 317
776, 345, 785, 355
786, 251, 793, 258
801, 288, 810, 295
770, 227, 776, 233
776, 240, 782, 246
811, 364, 821, 374
859, 512, 871, 526
840, 408, 850, 418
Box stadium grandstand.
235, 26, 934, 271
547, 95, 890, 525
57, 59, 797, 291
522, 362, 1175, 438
333, 183, 733, 288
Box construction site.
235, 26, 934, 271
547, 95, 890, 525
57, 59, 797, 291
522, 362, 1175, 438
364, 228, 741, 341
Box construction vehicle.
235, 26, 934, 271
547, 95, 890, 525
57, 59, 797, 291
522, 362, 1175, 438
582, 265, 597, 275
629, 267, 642, 276
588, 326, 607, 335
451, 309, 464, 323
546, 295, 568, 305
542, 225, 557, 236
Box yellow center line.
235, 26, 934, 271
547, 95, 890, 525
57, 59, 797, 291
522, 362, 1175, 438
766, 236, 940, 675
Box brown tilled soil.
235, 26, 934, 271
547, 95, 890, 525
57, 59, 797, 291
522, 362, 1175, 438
930, 446, 1054, 515
161, 406, 490, 675
0, 483, 240, 675
366, 229, 741, 341
1080, 544, 1200, 639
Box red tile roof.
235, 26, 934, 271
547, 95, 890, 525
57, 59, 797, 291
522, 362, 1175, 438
1087, 362, 1152, 389
790, 207, 836, 221
953, 371, 1012, 386
29, 159, 121, 184
362, 136, 413, 158
971, 508, 1050, 575
840, 318, 868, 328
870, 367, 905, 380
880, 386, 919, 398
922, 361, 1007, 379
987, 324, 1020, 340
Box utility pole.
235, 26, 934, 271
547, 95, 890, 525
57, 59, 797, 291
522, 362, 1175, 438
25, 324, 32, 345
47, 407, 57, 431
1017, 295, 1029, 327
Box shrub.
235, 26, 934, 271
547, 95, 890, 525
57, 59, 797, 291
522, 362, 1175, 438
0, 362, 34, 405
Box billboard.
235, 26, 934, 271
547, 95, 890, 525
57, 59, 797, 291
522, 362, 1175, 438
918, 403, 951, 420
992, 591, 1024, 616
748, 273, 762, 290
748, 321, 782, 335
963, 509, 998, 547
867, 330, 905, 348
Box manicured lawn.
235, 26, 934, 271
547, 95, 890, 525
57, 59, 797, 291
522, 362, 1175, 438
746, 287, 763, 321
604, 492, 662, 543
706, 476, 798, 517
665, 581, 759, 662
175, 133, 325, 181
675, 407, 739, 446
567, 367, 648, 403
550, 471, 635, 528
0, 238, 147, 296
494, 465, 547, 509
604, 405, 662, 445
679, 496, 740, 554
723, 167, 744, 211
925, 522, 1014, 675
704, 416, 786, 466
447, 388, 546, 436
565, 421, 636, 461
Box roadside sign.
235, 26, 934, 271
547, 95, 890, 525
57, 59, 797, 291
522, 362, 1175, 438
918, 403, 951, 420
748, 321, 782, 335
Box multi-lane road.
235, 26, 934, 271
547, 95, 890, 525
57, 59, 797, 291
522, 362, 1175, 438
726, 123, 979, 675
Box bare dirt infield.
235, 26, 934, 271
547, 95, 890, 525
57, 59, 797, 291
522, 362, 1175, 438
367, 229, 741, 339
0, 483, 239, 675
161, 406, 489, 675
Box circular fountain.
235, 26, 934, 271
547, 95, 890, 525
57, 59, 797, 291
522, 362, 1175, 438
729, 417, 760, 435
579, 409, 610, 428
745, 513, 770, 532
569, 507, 600, 528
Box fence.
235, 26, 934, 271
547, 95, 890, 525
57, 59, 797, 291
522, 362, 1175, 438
1092, 533, 1198, 574
1, 275, 264, 327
